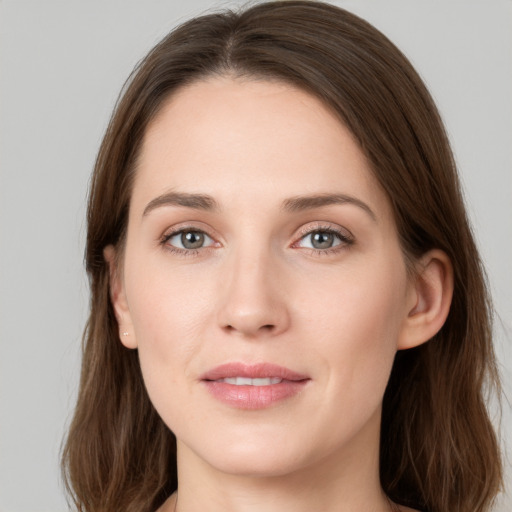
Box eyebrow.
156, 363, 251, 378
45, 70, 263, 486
282, 193, 377, 221
143, 192, 219, 216
143, 191, 376, 221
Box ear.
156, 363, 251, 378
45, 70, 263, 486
103, 245, 137, 349
398, 249, 454, 350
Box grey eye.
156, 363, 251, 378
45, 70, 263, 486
297, 230, 344, 250
165, 230, 214, 250
310, 231, 335, 249
181, 231, 205, 249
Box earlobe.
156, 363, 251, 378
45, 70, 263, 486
103, 245, 138, 349
398, 249, 454, 350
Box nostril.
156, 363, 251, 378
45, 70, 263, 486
222, 323, 276, 334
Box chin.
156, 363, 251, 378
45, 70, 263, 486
177, 426, 329, 480
204, 448, 310, 478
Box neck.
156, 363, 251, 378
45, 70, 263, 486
164, 409, 394, 512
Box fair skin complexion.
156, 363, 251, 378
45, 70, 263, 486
106, 77, 453, 512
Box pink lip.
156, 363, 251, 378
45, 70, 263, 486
200, 363, 310, 410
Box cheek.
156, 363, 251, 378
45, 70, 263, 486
301, 255, 407, 401
126, 251, 212, 342
124, 266, 213, 427
299, 255, 406, 344
122, 254, 215, 399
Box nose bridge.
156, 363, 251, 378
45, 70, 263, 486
217, 240, 288, 337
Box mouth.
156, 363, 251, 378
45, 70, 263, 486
200, 363, 310, 409
215, 377, 283, 386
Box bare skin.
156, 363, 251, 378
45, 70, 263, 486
160, 491, 421, 512
107, 77, 452, 512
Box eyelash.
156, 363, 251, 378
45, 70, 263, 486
293, 224, 354, 255
159, 228, 215, 257
159, 223, 354, 257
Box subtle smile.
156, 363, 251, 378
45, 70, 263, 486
201, 363, 310, 409
216, 377, 283, 386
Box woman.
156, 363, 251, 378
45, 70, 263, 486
61, 2, 503, 511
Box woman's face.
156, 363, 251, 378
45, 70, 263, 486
113, 77, 418, 477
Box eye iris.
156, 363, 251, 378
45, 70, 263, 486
181, 231, 205, 249
311, 231, 334, 249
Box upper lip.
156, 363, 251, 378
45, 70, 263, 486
200, 362, 309, 382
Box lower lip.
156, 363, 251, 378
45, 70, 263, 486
203, 380, 309, 409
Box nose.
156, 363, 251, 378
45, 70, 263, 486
216, 248, 290, 338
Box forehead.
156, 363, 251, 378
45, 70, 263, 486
132, 76, 390, 219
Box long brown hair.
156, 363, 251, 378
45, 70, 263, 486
62, 2, 503, 511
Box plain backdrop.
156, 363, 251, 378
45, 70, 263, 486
0, 1, 511, 511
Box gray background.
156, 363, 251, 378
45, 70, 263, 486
1, 1, 510, 511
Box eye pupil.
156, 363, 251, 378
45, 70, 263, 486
311, 231, 334, 249
181, 231, 205, 249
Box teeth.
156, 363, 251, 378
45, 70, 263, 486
220, 377, 282, 386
